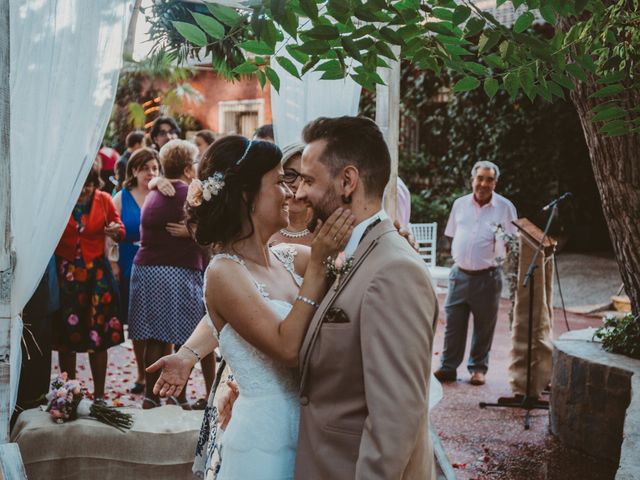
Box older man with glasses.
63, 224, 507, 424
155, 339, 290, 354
435, 160, 518, 386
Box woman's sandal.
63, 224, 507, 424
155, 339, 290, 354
130, 382, 145, 395
142, 397, 160, 409
167, 396, 192, 411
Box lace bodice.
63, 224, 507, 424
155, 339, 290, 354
204, 246, 302, 396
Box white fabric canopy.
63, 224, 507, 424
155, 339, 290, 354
9, 0, 132, 413
270, 49, 361, 147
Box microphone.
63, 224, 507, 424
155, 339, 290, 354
542, 192, 572, 211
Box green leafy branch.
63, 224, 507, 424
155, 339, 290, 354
151, 0, 639, 136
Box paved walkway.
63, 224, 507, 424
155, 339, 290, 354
552, 252, 623, 309
430, 294, 618, 479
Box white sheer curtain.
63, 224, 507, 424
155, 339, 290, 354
270, 51, 361, 147
9, 0, 132, 412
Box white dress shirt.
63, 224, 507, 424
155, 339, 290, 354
445, 193, 517, 271
344, 209, 388, 258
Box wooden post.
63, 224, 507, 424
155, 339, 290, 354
0, 3, 26, 478
0, 0, 14, 444
375, 49, 400, 222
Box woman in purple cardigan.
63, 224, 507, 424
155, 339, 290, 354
128, 139, 206, 409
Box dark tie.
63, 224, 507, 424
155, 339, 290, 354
358, 218, 381, 246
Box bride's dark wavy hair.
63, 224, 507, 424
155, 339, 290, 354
186, 135, 282, 246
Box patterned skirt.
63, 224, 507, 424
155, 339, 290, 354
53, 254, 123, 353
128, 264, 205, 345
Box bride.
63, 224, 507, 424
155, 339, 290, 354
147, 135, 354, 479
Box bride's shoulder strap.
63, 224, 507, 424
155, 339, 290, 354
271, 243, 297, 266
208, 252, 245, 268
206, 252, 270, 299
271, 244, 303, 286
204, 253, 246, 294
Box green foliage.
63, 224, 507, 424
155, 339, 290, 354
359, 58, 610, 252
150, 0, 640, 136
102, 53, 203, 151
594, 313, 640, 359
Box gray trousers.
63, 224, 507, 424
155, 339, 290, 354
439, 265, 503, 374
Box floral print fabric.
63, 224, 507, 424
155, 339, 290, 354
53, 201, 123, 353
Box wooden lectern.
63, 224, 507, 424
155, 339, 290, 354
508, 218, 557, 398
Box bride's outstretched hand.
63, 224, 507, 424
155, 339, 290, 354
146, 351, 195, 398
310, 208, 355, 265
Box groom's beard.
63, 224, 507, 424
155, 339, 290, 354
307, 186, 342, 233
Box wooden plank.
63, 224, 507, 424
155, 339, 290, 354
376, 47, 400, 222
0, 0, 13, 449
0, 443, 27, 480
430, 424, 457, 480
512, 218, 557, 251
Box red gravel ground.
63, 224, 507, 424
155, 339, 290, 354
430, 294, 619, 480
52, 295, 618, 479
51, 342, 208, 408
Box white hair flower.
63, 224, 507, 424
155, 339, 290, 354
202, 172, 226, 201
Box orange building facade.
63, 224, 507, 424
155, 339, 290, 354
176, 67, 272, 138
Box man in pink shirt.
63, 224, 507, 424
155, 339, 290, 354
434, 161, 517, 386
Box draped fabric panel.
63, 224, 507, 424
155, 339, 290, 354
9, 0, 132, 413
270, 46, 361, 147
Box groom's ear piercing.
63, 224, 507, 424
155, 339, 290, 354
341, 194, 352, 204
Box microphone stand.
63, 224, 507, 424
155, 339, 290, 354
479, 204, 557, 430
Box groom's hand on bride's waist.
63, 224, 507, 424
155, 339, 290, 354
217, 380, 239, 430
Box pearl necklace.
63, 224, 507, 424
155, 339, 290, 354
279, 228, 310, 239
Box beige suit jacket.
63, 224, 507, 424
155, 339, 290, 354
295, 219, 438, 480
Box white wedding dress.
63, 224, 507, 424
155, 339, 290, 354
198, 247, 302, 480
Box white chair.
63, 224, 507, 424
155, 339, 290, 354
409, 222, 450, 291
410, 222, 437, 266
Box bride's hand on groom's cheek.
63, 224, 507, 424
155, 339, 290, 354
217, 380, 239, 430
311, 208, 355, 261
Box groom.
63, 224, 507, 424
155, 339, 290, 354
294, 116, 438, 479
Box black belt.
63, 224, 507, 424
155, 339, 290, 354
458, 266, 497, 276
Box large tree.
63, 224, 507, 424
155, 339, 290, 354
149, 0, 640, 314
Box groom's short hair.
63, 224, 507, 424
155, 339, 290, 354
302, 116, 391, 198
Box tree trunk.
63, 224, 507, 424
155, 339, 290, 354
569, 82, 640, 315
123, 0, 142, 61
556, 9, 640, 316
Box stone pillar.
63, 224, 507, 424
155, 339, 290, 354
550, 329, 639, 478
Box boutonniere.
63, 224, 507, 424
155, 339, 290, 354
324, 252, 354, 291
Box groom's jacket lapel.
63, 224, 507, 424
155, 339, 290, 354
298, 218, 395, 393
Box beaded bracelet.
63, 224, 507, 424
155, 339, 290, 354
296, 295, 320, 309
182, 345, 201, 362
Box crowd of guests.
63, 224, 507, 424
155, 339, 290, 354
13, 113, 515, 419
13, 117, 225, 415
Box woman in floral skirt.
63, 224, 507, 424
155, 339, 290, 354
53, 165, 125, 402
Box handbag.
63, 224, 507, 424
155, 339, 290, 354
106, 237, 119, 262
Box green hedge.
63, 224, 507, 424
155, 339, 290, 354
361, 62, 610, 253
